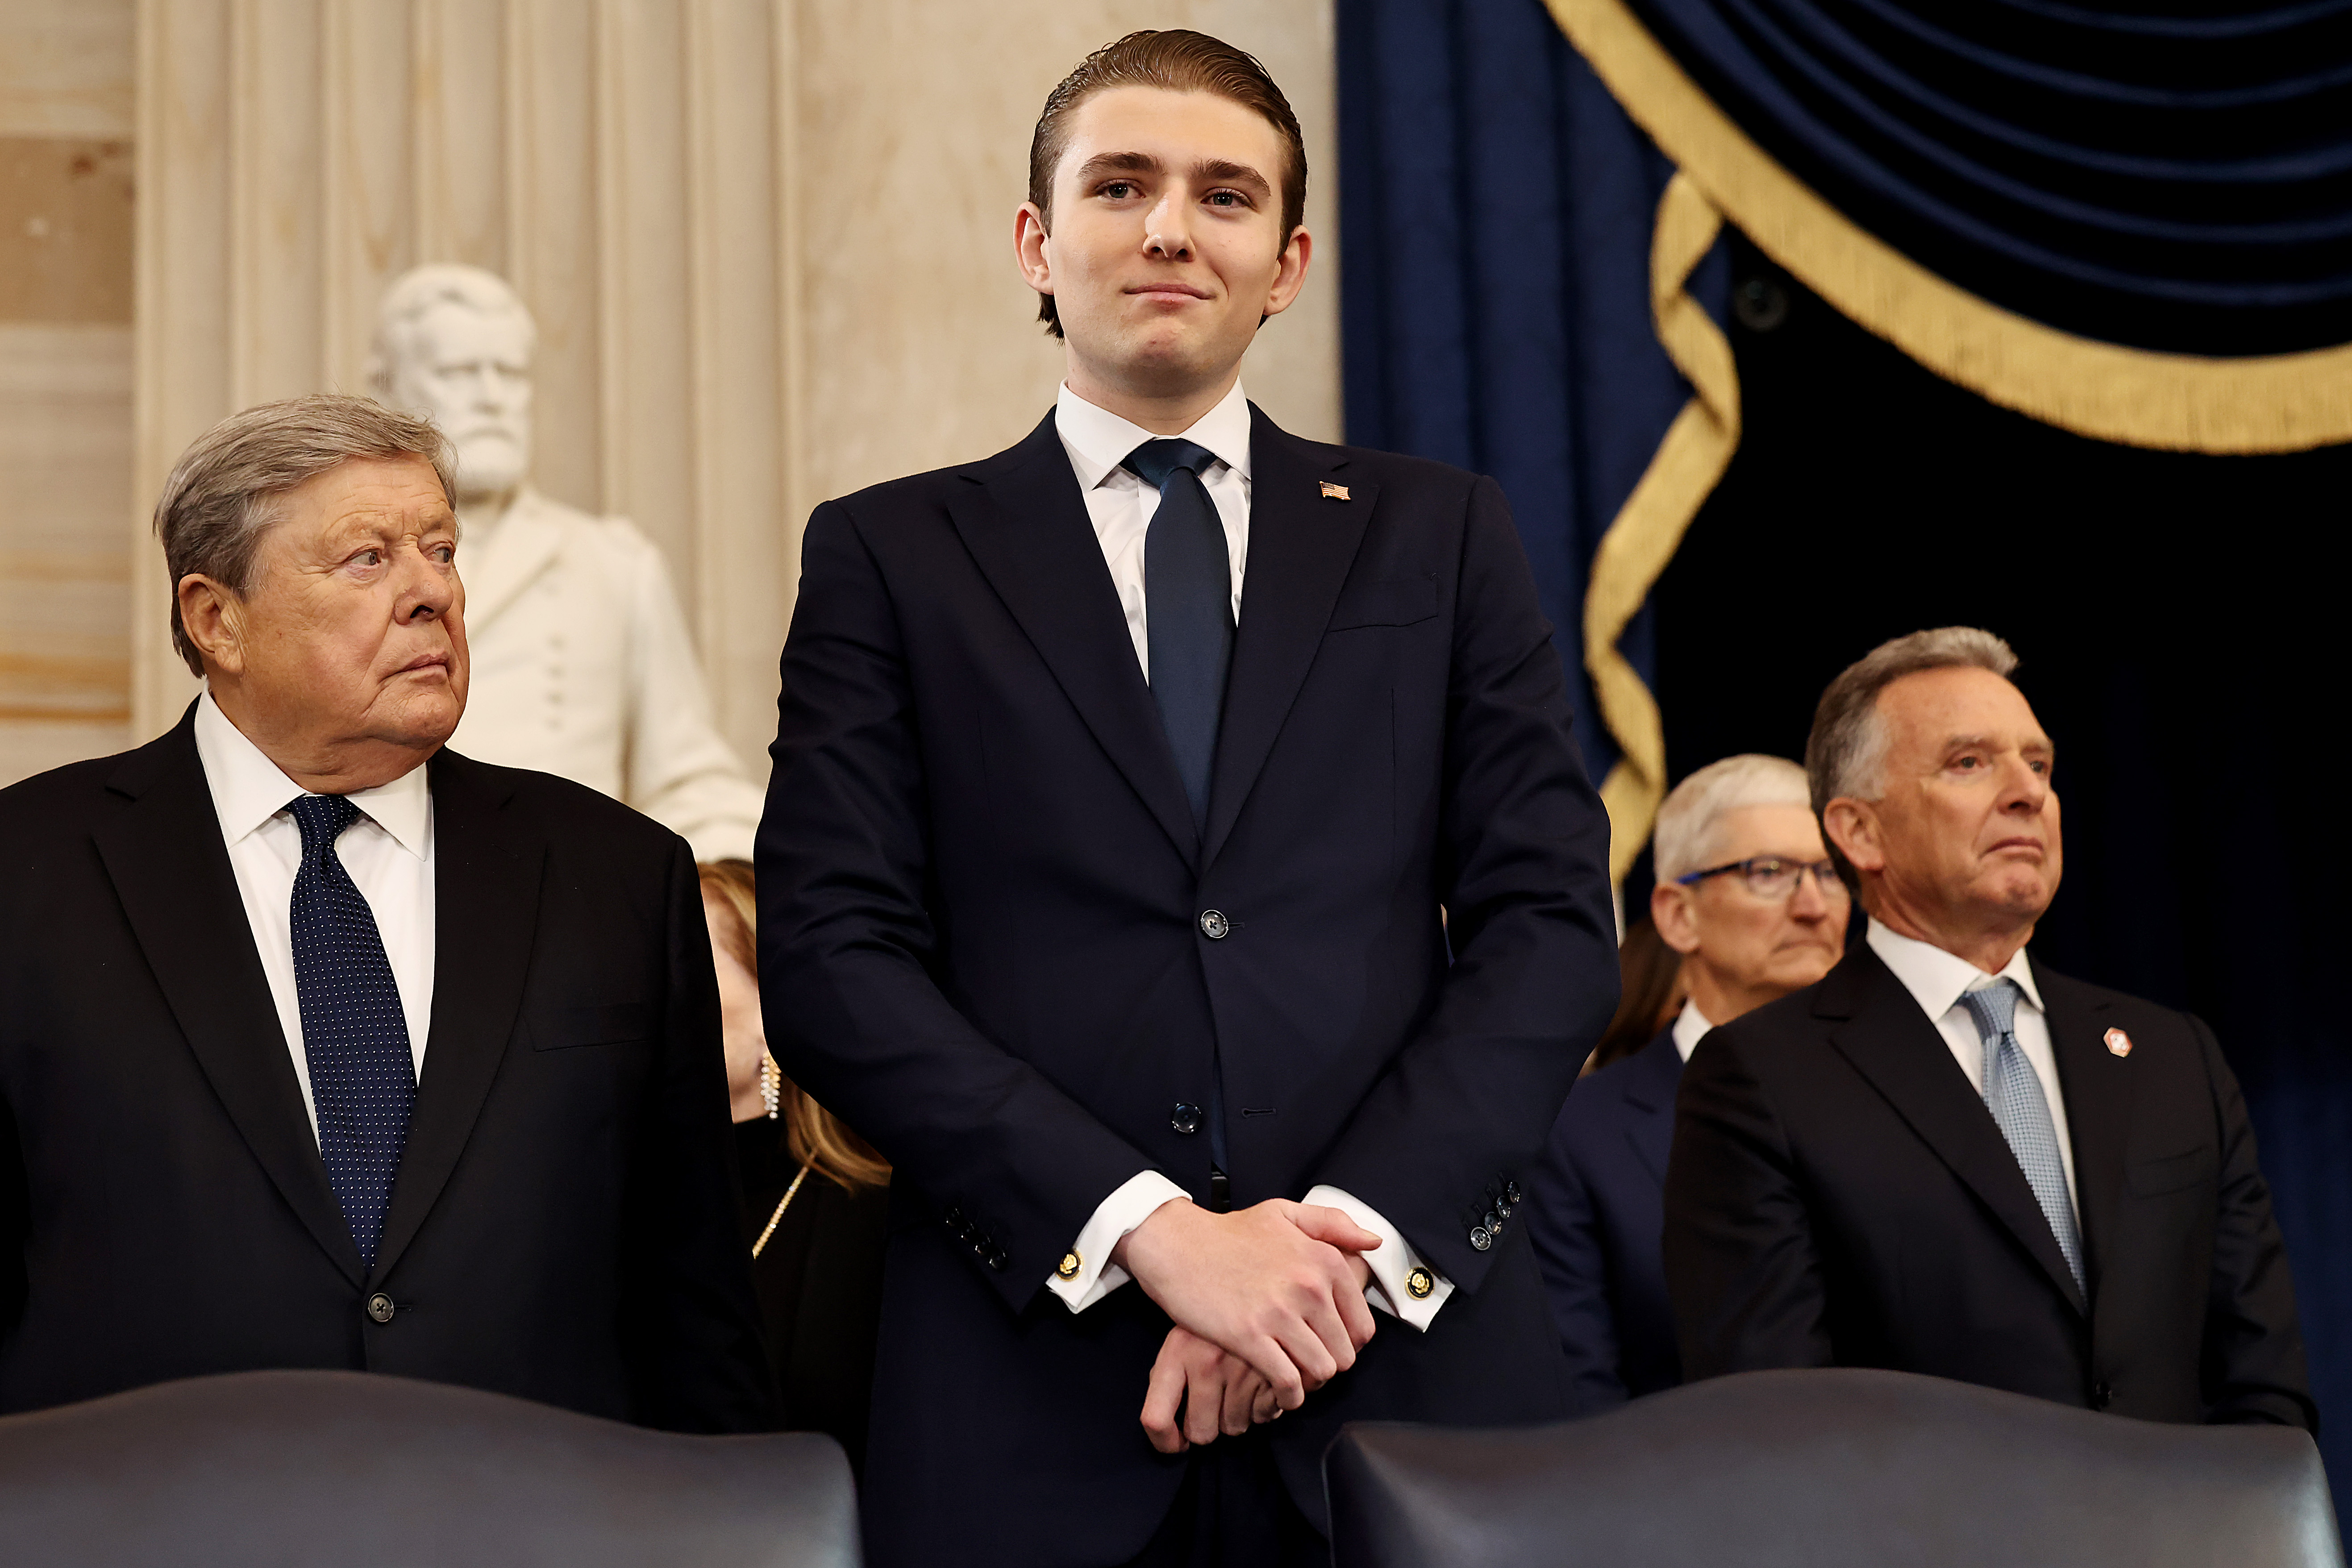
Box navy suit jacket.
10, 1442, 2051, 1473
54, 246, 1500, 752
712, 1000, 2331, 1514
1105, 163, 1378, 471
1665, 946, 2314, 1431
758, 407, 1619, 1567
1528, 1027, 1684, 1413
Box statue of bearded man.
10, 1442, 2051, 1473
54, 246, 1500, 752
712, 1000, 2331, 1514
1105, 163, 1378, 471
368, 264, 762, 861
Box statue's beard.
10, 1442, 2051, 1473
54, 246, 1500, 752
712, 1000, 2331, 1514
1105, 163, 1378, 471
453, 428, 529, 500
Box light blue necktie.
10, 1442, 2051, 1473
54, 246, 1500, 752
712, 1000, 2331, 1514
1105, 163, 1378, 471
1959, 978, 2084, 1294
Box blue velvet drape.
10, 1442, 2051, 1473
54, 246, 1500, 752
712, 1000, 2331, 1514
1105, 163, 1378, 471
1339, 0, 1727, 785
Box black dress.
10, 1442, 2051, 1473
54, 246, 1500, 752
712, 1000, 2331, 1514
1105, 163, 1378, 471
734, 1118, 891, 1472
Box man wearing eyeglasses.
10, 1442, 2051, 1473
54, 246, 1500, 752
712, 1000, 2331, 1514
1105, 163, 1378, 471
1526, 754, 1846, 1412
1663, 628, 2312, 1432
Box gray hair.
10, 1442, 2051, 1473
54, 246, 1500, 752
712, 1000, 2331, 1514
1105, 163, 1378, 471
1806, 627, 2019, 881
364, 263, 535, 400
153, 394, 456, 676
1653, 754, 1812, 882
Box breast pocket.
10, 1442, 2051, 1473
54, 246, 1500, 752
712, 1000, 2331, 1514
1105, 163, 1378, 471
2127, 1143, 2218, 1197
1327, 575, 1438, 631
529, 1001, 655, 1052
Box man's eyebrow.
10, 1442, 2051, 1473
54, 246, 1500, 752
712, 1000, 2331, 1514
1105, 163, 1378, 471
1072, 150, 1162, 183
1193, 158, 1271, 196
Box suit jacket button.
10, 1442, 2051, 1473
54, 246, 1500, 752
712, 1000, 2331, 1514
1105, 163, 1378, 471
1504, 1180, 1523, 1206
1469, 1226, 1493, 1252
366, 1293, 395, 1324
1198, 910, 1231, 940
1171, 1103, 1203, 1135
2092, 1381, 2114, 1409
987, 1249, 1010, 1271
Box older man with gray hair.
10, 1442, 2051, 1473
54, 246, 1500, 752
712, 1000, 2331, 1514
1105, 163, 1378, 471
1663, 628, 2313, 1431
1527, 753, 1847, 1413
0, 395, 773, 1430
368, 264, 763, 861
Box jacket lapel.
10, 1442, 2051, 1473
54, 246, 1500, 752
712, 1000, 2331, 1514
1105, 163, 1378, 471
1202, 409, 1376, 868
1618, 1027, 1684, 1186
371, 750, 544, 1283
2034, 960, 2129, 1298
454, 487, 565, 638
92, 708, 364, 1287
1823, 948, 2088, 1315
949, 413, 1199, 868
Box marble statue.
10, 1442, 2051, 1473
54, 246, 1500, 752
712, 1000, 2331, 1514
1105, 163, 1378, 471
368, 263, 763, 862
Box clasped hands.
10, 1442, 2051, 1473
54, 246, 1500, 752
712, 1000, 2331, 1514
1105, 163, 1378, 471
1110, 1197, 1381, 1455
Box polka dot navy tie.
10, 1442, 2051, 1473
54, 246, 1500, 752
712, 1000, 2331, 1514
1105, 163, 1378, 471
1959, 978, 2084, 1293
1123, 437, 1233, 831
286, 793, 416, 1273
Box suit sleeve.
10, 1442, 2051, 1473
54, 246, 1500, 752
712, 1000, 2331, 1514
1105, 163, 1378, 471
2192, 1015, 2318, 1432
757, 500, 1163, 1314
1303, 475, 1619, 1293
1524, 1098, 1630, 1413
1664, 1029, 1835, 1379
620, 837, 779, 1433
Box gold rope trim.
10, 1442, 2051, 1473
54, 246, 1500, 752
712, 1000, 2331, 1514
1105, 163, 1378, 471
1588, 172, 1743, 883
1549, 0, 2352, 455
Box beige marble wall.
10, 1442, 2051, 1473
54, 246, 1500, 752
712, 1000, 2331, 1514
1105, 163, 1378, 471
0, 0, 136, 786
1, 0, 1338, 786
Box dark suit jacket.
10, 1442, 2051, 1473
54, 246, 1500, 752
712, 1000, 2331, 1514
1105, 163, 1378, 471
1664, 944, 2314, 1431
0, 710, 774, 1433
1528, 1027, 1683, 1411
758, 407, 1619, 1567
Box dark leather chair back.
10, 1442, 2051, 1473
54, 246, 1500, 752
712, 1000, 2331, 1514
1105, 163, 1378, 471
1327, 1368, 2341, 1568
0, 1369, 858, 1567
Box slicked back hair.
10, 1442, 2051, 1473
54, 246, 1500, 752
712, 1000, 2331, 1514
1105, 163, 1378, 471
1028, 29, 1307, 339
153, 394, 456, 676
1805, 627, 2022, 886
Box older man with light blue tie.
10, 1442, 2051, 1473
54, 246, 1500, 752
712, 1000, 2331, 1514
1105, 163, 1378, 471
1664, 627, 2313, 1432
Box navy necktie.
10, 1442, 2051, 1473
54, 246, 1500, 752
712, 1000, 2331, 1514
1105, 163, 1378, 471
1124, 438, 1233, 830
286, 793, 416, 1273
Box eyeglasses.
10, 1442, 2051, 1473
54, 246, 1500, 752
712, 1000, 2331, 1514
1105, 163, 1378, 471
1675, 856, 1850, 902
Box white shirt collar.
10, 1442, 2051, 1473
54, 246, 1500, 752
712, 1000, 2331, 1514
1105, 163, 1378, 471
1866, 915, 2044, 1021
193, 690, 432, 859
1670, 997, 1714, 1062
1054, 378, 1254, 491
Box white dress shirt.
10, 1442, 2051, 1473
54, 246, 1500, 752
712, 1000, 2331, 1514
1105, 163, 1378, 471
193, 692, 435, 1141
1671, 998, 1714, 1062
1866, 917, 2078, 1207
1043, 382, 1451, 1331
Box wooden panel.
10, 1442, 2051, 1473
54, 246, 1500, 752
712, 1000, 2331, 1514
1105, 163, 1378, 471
0, 138, 134, 324
0, 0, 135, 141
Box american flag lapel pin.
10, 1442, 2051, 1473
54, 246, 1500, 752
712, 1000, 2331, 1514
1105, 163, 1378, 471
1319, 481, 1350, 500
2104, 1027, 2133, 1058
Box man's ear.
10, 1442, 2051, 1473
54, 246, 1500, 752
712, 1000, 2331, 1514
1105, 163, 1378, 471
1261, 226, 1312, 320
177, 574, 246, 678
1650, 879, 1703, 957
1015, 202, 1054, 296
1822, 798, 1885, 878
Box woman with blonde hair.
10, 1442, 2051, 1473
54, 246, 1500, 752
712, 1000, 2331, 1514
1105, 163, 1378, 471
698, 859, 889, 1472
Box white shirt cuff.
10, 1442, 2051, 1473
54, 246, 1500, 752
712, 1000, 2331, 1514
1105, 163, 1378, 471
1305, 1184, 1453, 1331
1047, 1170, 1192, 1313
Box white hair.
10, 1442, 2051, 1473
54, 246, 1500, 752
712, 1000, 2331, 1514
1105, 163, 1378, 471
364, 263, 536, 399
1653, 754, 1813, 882
1806, 627, 2019, 810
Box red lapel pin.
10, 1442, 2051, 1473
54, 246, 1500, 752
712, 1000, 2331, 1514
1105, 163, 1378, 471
2104, 1027, 2133, 1058
1319, 481, 1350, 500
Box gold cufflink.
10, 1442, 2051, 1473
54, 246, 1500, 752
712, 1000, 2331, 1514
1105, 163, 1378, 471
1319, 481, 1350, 500
1405, 1268, 1433, 1300
1056, 1251, 1082, 1280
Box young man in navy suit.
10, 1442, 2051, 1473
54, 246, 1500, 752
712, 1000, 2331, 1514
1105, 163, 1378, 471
758, 30, 1618, 1568
1527, 755, 1846, 1411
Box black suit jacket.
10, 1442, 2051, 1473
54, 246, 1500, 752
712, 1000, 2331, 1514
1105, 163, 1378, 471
1527, 1027, 1683, 1411
0, 711, 774, 1432
758, 408, 1619, 1566
1663, 944, 2314, 1431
